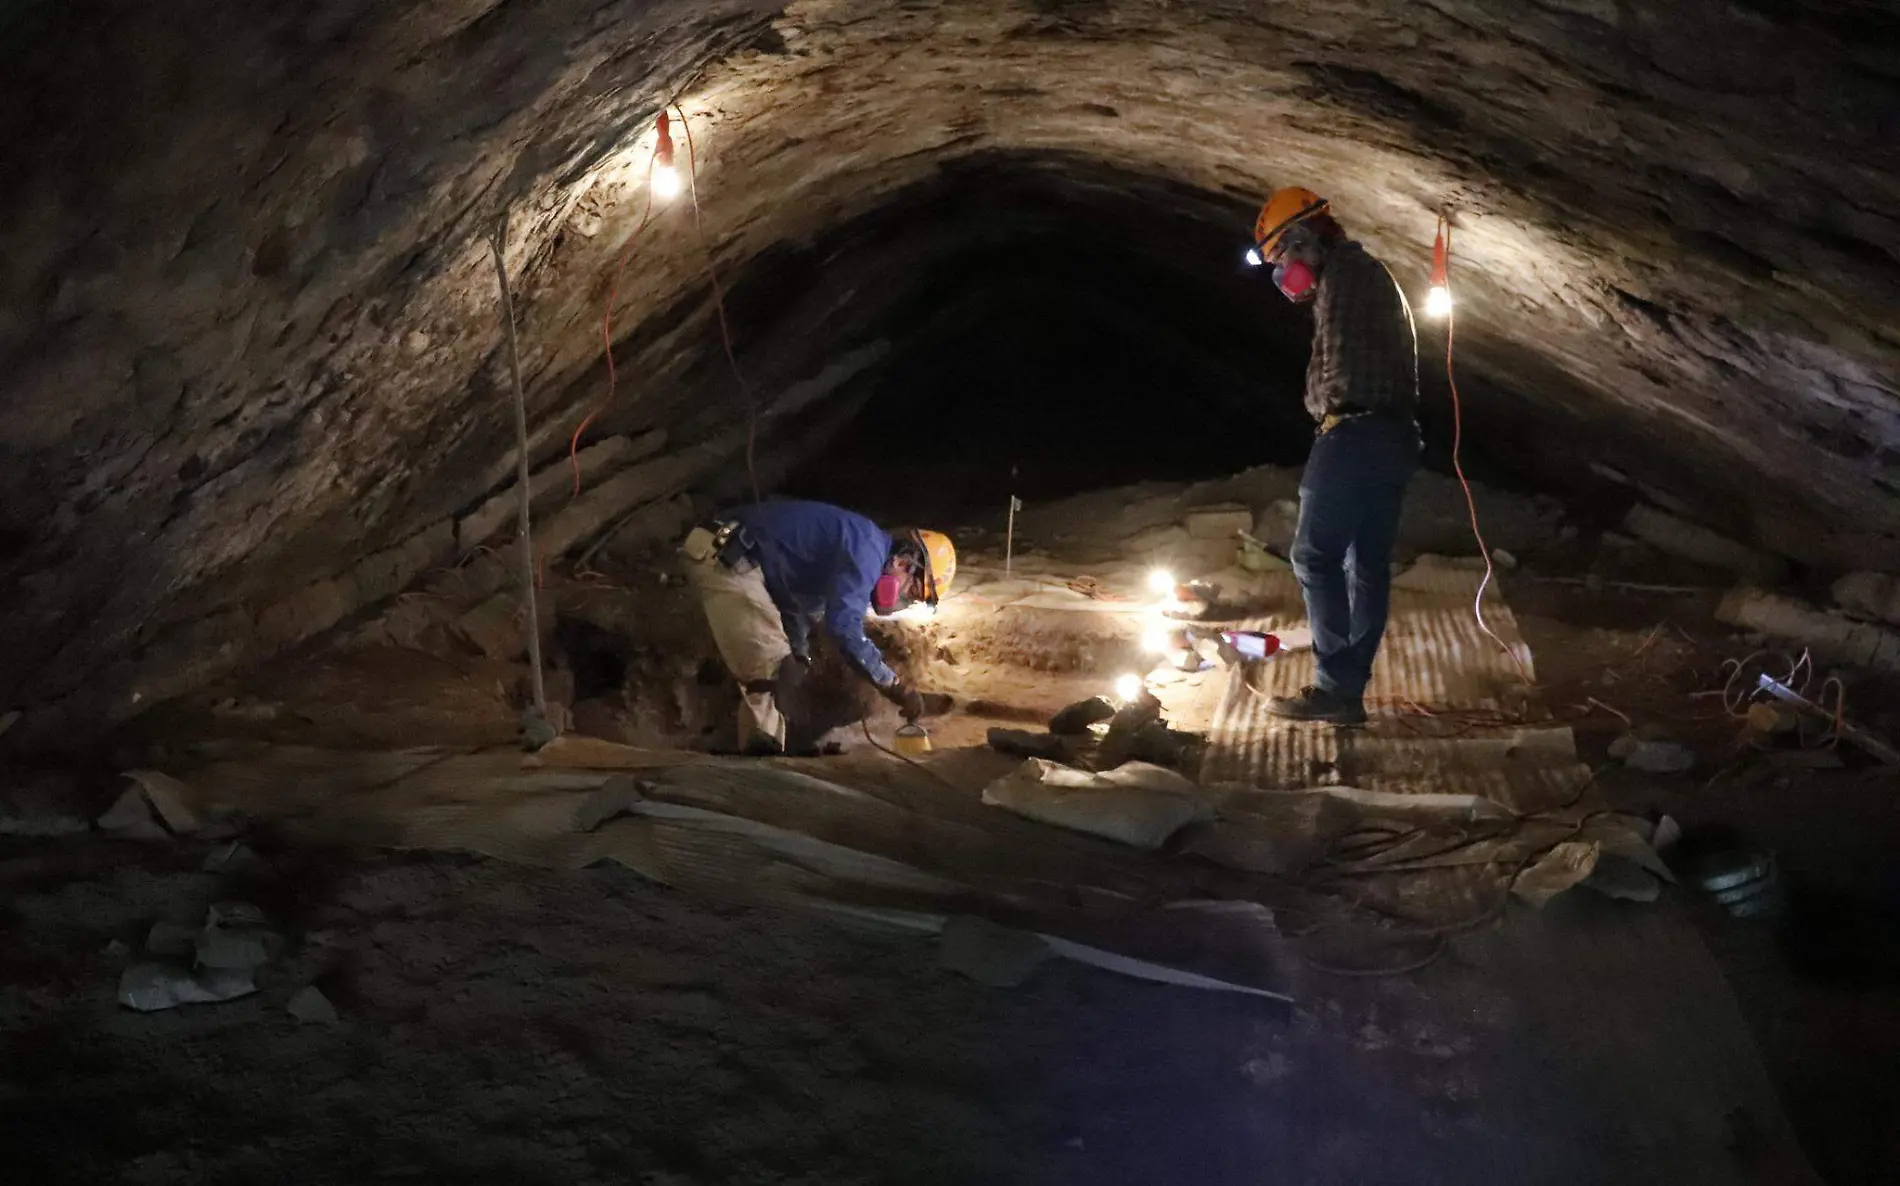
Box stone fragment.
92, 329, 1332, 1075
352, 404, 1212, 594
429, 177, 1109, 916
122, 770, 201, 835
1621, 739, 1697, 774
454, 594, 524, 661
196, 915, 280, 972
1512, 841, 1601, 907
1185, 505, 1254, 540
120, 962, 257, 1012
986, 728, 1073, 762
1831, 571, 1900, 627
1623, 505, 1786, 582
1049, 696, 1115, 735
1716, 588, 1900, 675
1253, 500, 1300, 552
97, 786, 169, 840
287, 985, 340, 1025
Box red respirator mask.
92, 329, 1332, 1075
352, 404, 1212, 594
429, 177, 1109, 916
872, 572, 907, 615
1273, 259, 1318, 303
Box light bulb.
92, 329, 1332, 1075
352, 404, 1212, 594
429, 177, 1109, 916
1147, 568, 1176, 596
652, 162, 682, 201
1426, 284, 1452, 319
1113, 673, 1144, 702
1244, 247, 1263, 268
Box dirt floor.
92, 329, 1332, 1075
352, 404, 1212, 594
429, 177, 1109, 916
1508, 580, 1900, 1186
2, 833, 1866, 1186
6, 478, 1900, 1184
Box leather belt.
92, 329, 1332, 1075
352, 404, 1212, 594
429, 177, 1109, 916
1318, 409, 1376, 435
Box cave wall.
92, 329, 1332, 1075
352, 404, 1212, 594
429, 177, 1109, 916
1, 0, 1896, 746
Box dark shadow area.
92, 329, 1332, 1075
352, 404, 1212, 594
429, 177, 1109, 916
783, 236, 1315, 513
707, 153, 1318, 518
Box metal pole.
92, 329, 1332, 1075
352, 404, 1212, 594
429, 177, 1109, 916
1005, 494, 1021, 579
488, 211, 549, 728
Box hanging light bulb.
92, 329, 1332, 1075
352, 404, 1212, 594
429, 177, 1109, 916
1425, 211, 1452, 319
1113, 673, 1144, 703
651, 110, 682, 202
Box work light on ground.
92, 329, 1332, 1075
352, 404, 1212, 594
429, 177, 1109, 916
1141, 624, 1172, 655
1114, 673, 1144, 702
1147, 568, 1175, 596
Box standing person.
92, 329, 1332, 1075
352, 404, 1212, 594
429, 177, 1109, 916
1249, 187, 1420, 726
680, 499, 955, 754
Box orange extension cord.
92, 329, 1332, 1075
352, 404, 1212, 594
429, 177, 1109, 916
571, 155, 656, 497
1438, 214, 1532, 683
572, 105, 761, 505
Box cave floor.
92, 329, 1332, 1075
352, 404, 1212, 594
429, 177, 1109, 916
7, 485, 1900, 1185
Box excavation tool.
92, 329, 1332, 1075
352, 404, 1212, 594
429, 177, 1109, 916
893, 722, 933, 757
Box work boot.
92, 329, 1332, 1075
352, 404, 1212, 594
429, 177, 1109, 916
738, 681, 788, 756
1265, 684, 1368, 726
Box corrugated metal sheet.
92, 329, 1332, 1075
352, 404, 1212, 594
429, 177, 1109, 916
1200, 563, 1592, 815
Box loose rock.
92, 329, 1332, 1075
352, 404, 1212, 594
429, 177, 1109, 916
1049, 696, 1115, 735
454, 594, 525, 661
1621, 739, 1698, 774
986, 728, 1074, 762
97, 786, 170, 841
1832, 571, 1900, 627
1185, 505, 1254, 540
1716, 588, 1900, 675
1623, 505, 1786, 583
287, 985, 340, 1025
120, 962, 258, 1012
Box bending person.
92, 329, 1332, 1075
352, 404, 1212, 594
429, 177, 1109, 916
681, 499, 955, 754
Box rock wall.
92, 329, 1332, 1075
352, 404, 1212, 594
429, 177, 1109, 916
1, 0, 1896, 746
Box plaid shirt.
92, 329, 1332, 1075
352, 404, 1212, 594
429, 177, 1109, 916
1304, 240, 1419, 423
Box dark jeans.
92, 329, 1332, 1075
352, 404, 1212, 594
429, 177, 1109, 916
1291, 416, 1420, 699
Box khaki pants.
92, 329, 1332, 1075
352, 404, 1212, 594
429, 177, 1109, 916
684, 552, 791, 752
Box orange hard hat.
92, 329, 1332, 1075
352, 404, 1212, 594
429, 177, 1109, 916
1253, 187, 1330, 259
915, 529, 956, 601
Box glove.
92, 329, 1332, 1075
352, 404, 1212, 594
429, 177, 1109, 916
880, 679, 925, 722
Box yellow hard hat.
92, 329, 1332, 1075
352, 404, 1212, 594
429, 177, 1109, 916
1253, 187, 1330, 259
916, 529, 956, 601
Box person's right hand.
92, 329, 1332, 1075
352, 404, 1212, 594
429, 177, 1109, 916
880, 680, 925, 722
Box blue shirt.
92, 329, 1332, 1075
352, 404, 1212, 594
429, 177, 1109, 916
728, 500, 896, 687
